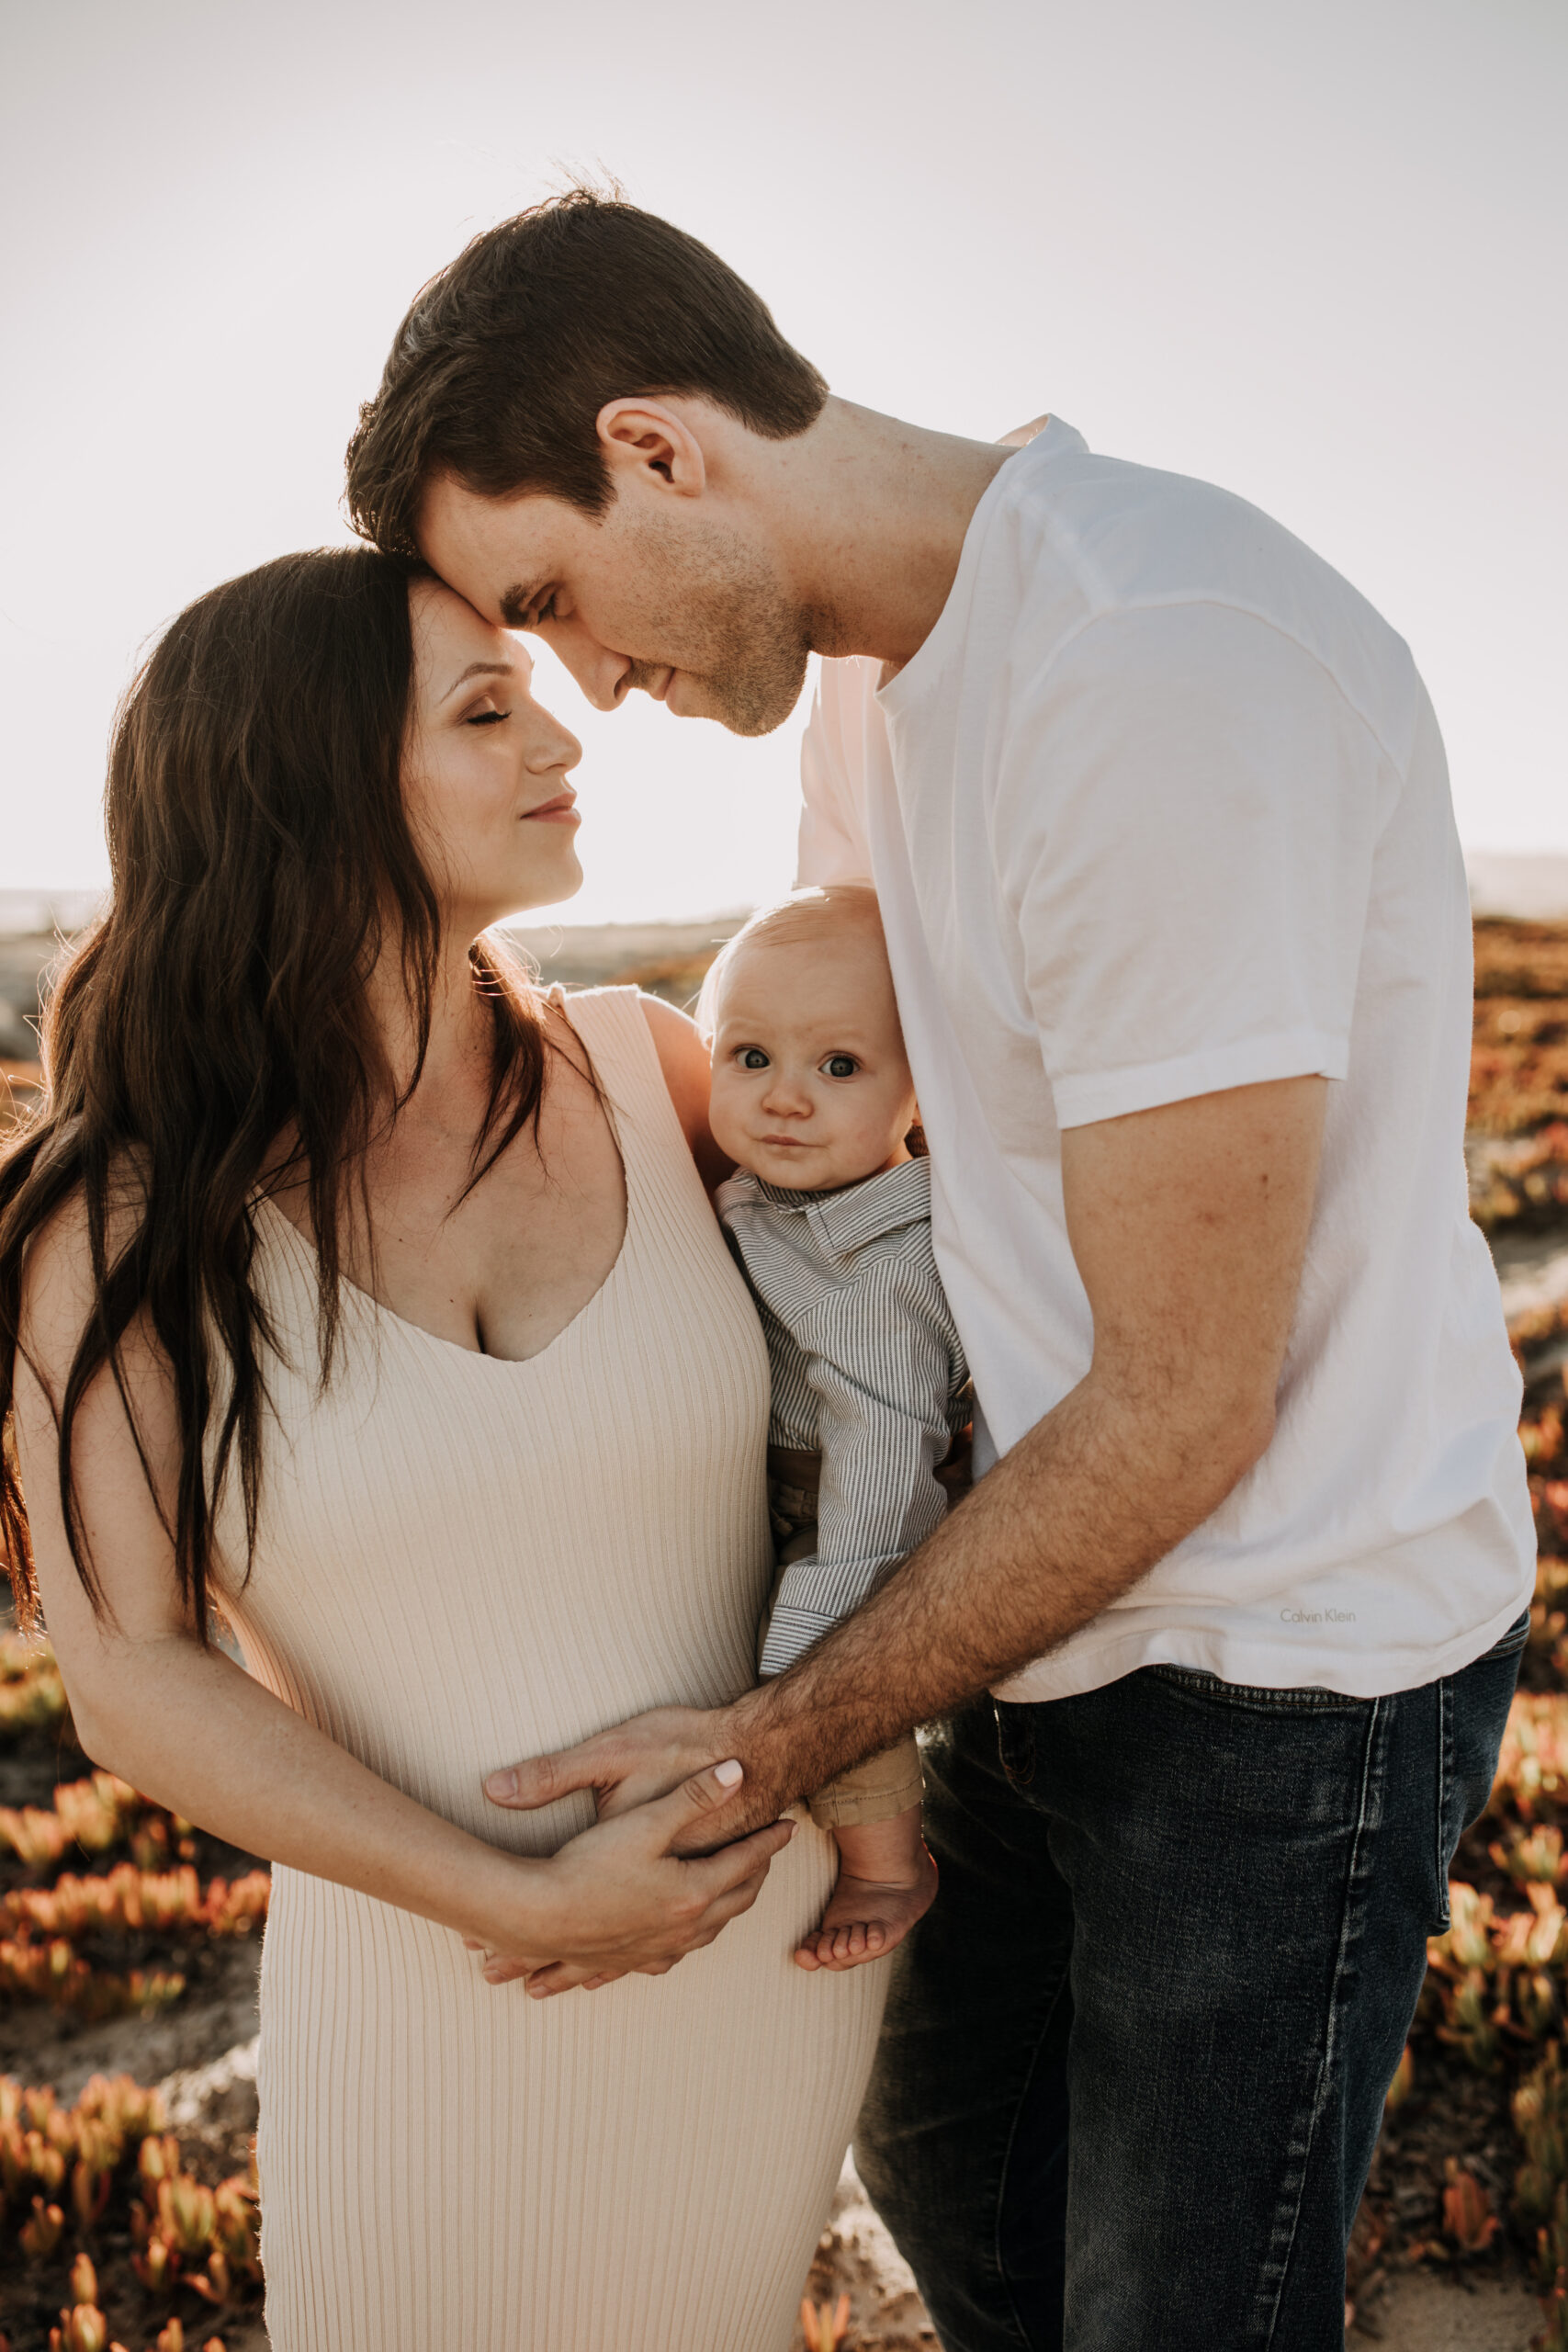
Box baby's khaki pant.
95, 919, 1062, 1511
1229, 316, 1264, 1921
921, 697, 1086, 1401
764, 1451, 923, 1832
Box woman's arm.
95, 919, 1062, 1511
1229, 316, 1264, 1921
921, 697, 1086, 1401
14, 1200, 789, 1987
640, 994, 732, 1194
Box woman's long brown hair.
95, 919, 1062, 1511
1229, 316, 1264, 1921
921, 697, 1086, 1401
0, 548, 547, 1634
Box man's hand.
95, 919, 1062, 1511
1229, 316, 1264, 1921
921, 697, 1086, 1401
536, 1075, 1326, 1819
484, 1076, 1329, 1951
485, 1705, 735, 1826
473, 1758, 794, 1997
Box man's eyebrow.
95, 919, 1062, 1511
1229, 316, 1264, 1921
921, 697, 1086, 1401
499, 582, 537, 628
441, 660, 515, 701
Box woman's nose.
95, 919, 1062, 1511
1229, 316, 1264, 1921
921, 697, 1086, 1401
525, 710, 582, 775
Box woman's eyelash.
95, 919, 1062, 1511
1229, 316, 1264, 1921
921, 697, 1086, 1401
467, 708, 511, 727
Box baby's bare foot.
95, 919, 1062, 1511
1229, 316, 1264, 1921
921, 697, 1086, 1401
794, 1844, 938, 1972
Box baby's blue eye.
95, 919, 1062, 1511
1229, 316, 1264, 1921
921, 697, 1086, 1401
824, 1055, 858, 1079
739, 1047, 770, 1071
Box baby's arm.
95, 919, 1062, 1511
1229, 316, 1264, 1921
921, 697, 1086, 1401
761, 1273, 962, 1678
770, 1273, 964, 1969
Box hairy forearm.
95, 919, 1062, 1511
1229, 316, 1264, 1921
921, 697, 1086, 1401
75, 1635, 537, 1945
726, 1369, 1266, 1815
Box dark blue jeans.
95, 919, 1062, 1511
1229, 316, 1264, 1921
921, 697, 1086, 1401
855, 1623, 1526, 2351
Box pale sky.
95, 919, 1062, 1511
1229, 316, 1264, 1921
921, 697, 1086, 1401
3, 0, 1562, 924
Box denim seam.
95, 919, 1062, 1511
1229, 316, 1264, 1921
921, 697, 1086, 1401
991, 1964, 1073, 2352
1252, 1694, 1388, 2346
1436, 1677, 1455, 1933
1144, 1666, 1361, 1713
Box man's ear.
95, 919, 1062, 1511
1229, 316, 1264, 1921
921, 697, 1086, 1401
595, 399, 708, 498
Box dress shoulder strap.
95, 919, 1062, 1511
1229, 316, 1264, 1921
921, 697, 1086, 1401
547, 985, 693, 1179
550, 980, 650, 1092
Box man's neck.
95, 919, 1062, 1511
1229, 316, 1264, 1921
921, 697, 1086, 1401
781, 399, 1016, 668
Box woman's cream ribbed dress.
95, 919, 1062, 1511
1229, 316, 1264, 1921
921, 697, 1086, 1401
218, 989, 888, 2352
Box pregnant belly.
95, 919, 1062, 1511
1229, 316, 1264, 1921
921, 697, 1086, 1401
228, 1589, 764, 1859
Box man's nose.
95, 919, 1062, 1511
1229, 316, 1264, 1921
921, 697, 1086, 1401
537, 614, 636, 714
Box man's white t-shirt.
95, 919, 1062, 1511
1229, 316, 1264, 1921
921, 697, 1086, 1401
797, 417, 1533, 1702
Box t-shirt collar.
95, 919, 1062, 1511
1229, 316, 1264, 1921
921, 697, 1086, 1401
876, 415, 1089, 721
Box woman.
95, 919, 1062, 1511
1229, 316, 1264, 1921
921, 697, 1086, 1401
0, 549, 886, 2350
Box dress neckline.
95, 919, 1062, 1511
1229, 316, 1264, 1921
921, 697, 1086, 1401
255, 989, 637, 1372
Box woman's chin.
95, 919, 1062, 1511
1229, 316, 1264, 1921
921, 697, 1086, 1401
483, 853, 585, 927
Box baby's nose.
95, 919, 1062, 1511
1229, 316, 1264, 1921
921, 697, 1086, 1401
761, 1072, 812, 1113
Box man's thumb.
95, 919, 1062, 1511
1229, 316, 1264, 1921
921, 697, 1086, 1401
680, 1758, 745, 1815
484, 1750, 577, 1809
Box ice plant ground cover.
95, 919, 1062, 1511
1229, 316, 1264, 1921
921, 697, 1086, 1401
0, 919, 1564, 2349
0, 1706, 269, 2349
1470, 922, 1568, 1231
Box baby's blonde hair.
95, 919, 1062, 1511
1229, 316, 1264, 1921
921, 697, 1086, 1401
695, 884, 886, 1041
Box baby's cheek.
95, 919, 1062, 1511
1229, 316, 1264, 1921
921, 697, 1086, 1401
706, 1080, 749, 1166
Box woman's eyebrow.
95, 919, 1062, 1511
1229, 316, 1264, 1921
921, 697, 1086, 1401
441, 660, 515, 701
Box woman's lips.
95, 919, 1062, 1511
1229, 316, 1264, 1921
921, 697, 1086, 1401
523, 793, 580, 826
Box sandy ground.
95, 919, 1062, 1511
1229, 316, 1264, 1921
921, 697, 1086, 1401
799, 2161, 937, 2350
0, 1936, 264, 2106
1353, 2270, 1540, 2350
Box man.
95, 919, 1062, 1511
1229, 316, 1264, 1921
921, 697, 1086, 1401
344, 191, 1533, 2350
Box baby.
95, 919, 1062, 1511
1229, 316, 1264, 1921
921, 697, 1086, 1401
704, 885, 971, 1973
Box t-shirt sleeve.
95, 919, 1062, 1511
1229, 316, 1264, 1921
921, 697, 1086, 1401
797, 658, 876, 887
992, 600, 1400, 1129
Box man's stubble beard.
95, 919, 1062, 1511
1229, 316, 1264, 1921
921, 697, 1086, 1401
623, 510, 812, 738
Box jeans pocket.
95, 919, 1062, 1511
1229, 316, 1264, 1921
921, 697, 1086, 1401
1432, 1614, 1529, 1933
993, 1701, 1037, 1792
1480, 1608, 1532, 1666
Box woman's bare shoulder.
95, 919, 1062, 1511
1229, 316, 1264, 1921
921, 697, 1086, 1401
638, 993, 707, 1111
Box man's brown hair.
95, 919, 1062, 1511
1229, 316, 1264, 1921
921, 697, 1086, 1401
344, 190, 829, 553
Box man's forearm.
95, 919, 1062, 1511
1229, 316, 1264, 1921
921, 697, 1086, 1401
483, 1079, 1323, 1899
725, 1367, 1268, 1820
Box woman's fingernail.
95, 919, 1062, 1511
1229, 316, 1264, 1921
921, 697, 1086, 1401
715, 1759, 743, 1789
487, 1770, 518, 1800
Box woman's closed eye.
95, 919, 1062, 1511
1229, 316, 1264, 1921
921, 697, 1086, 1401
465, 705, 512, 728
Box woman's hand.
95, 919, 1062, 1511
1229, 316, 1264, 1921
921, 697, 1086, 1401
473, 1758, 794, 1997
